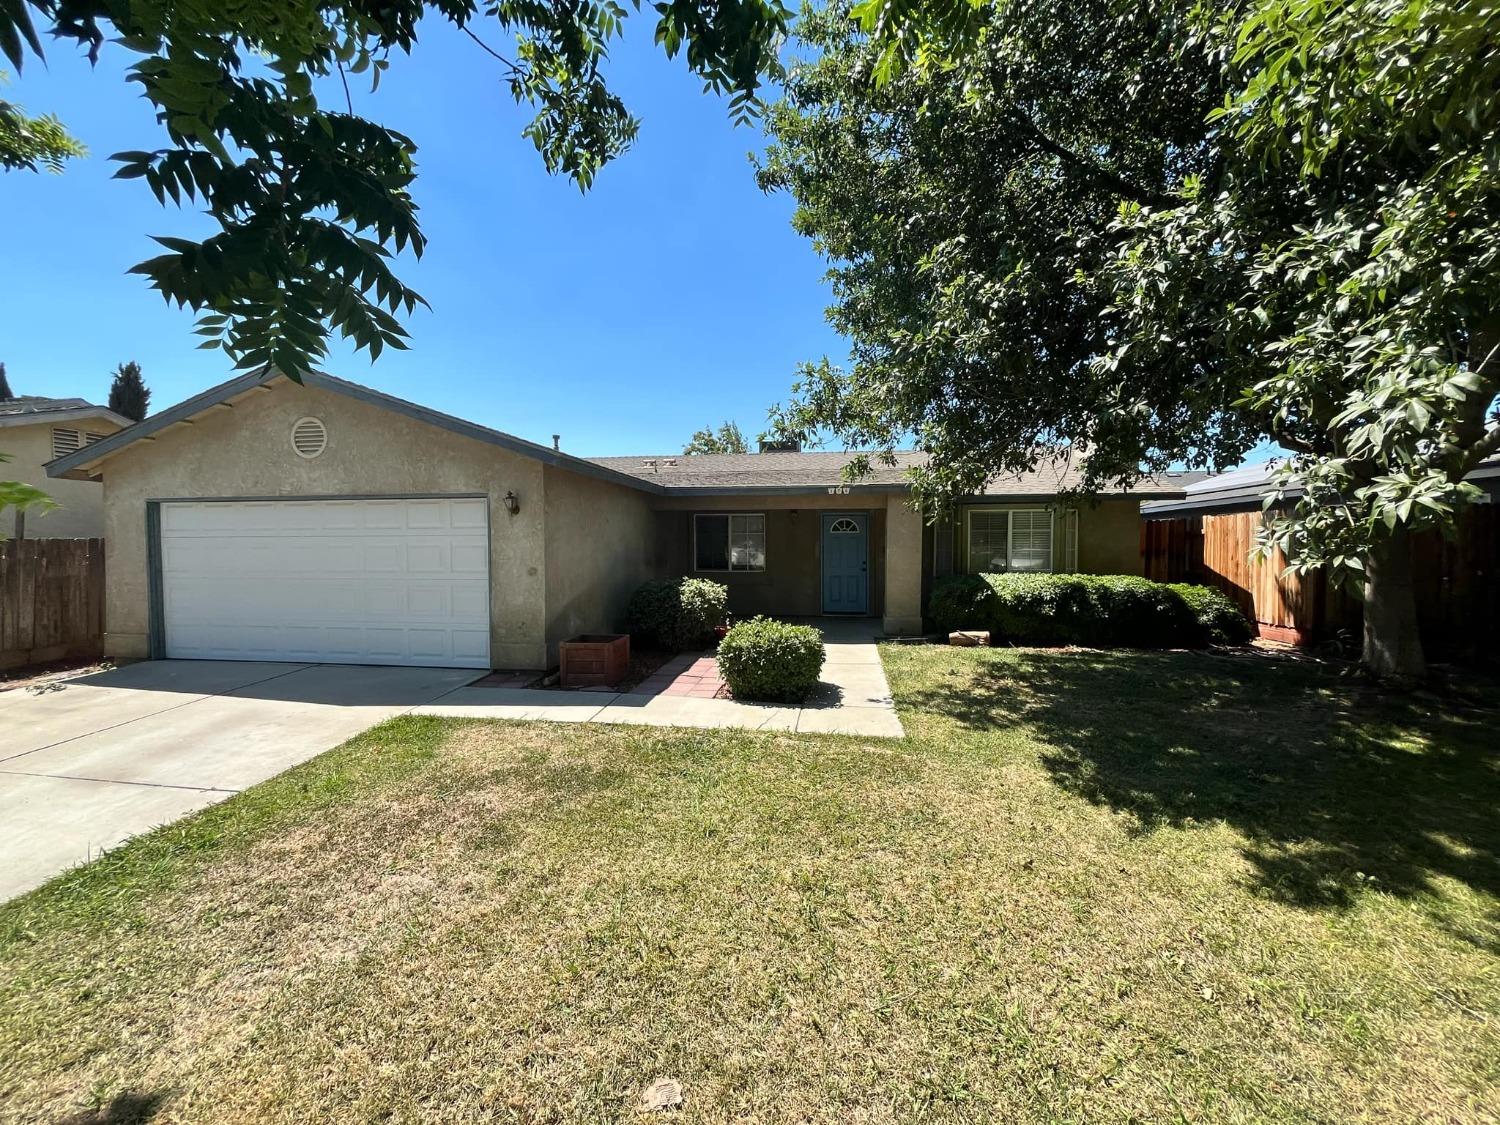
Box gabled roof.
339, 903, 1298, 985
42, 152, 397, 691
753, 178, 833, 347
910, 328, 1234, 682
44, 368, 665, 494
0, 395, 132, 429
44, 366, 1209, 502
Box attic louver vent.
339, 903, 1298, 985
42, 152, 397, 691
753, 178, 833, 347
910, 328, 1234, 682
291, 416, 328, 459
51, 428, 82, 458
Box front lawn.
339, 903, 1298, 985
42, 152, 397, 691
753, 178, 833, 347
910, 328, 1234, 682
2, 647, 1496, 1122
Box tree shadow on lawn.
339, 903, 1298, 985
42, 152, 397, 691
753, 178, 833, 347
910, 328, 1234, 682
903, 648, 1500, 920
59, 1091, 167, 1125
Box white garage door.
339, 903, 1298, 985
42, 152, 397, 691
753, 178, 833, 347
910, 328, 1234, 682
160, 497, 490, 668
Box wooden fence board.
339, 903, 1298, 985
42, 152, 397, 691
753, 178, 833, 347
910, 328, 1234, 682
1142, 509, 1495, 661
0, 538, 106, 671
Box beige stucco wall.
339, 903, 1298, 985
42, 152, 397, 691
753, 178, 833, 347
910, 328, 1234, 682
650, 492, 889, 619
883, 495, 925, 635
542, 464, 656, 658
96, 380, 551, 668
1075, 499, 1145, 575
3, 418, 124, 538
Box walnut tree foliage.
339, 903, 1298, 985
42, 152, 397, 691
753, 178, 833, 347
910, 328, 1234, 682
0, 0, 791, 376
0, 69, 84, 172
761, 0, 1499, 678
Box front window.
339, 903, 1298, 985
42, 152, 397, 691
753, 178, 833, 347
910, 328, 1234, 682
965, 508, 1054, 573
694, 513, 766, 572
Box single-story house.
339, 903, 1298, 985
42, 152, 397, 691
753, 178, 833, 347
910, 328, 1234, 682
2, 395, 133, 538
47, 369, 1201, 670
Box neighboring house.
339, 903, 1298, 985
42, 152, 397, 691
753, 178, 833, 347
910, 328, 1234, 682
47, 369, 1201, 670
1, 396, 133, 538
1141, 459, 1499, 655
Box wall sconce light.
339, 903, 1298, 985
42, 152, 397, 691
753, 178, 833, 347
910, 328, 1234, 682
503, 490, 520, 515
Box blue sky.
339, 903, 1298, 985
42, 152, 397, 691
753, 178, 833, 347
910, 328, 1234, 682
1, 18, 845, 455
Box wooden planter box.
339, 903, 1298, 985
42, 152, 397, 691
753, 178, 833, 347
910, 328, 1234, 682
559, 633, 630, 688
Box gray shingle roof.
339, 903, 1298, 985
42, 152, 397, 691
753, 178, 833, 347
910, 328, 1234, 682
587, 450, 926, 490
0, 395, 98, 416
587, 450, 1208, 497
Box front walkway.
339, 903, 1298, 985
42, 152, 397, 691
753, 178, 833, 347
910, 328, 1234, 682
414, 619, 905, 739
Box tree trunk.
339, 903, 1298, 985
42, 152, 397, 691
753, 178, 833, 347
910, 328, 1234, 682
1361, 524, 1426, 682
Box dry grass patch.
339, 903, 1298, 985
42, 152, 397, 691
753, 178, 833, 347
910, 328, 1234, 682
2, 648, 1496, 1123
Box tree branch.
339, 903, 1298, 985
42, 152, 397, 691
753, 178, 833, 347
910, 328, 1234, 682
462, 26, 521, 74
1012, 111, 1177, 209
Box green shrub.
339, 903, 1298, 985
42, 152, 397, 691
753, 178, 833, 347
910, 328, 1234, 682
927, 572, 1236, 648
715, 617, 826, 702
1167, 583, 1254, 645
928, 575, 994, 634
626, 577, 728, 651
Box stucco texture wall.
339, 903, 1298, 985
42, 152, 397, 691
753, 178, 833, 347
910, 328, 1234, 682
542, 464, 656, 657
97, 379, 550, 668
650, 493, 889, 619
1075, 499, 1145, 575
4, 419, 124, 538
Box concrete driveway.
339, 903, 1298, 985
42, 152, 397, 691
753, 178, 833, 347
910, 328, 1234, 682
0, 661, 481, 902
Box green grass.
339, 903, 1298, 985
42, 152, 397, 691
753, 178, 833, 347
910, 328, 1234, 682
2, 646, 1496, 1123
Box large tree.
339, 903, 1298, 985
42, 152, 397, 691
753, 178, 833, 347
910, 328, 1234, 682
760, 0, 1499, 680
107, 360, 151, 421
1, 0, 790, 375
684, 420, 749, 454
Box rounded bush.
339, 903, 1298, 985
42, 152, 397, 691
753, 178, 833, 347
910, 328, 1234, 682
927, 573, 1237, 648
716, 616, 826, 702
626, 577, 728, 651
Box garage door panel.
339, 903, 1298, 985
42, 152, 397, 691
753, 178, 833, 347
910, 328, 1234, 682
161, 499, 490, 668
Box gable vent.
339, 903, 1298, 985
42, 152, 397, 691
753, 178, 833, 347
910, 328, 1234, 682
51, 427, 82, 458
291, 416, 328, 459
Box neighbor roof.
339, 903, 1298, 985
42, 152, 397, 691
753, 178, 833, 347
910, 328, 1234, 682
1142, 456, 1500, 517
0, 395, 132, 429
592, 450, 1207, 498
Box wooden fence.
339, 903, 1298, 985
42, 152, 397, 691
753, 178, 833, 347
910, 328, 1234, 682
0, 539, 105, 671
1142, 508, 1498, 662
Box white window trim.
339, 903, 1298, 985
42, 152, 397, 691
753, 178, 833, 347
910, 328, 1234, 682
963, 506, 1057, 574
692, 512, 767, 573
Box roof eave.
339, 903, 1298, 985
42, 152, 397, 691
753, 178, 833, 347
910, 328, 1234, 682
0, 405, 134, 430
654, 483, 910, 496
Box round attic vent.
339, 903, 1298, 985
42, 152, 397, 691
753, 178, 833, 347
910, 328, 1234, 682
291, 416, 328, 459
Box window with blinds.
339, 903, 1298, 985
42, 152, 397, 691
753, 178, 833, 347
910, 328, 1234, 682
966, 511, 1011, 573
964, 508, 1056, 573
1009, 509, 1053, 572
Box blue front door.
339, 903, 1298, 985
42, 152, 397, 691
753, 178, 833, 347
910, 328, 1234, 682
821, 513, 869, 614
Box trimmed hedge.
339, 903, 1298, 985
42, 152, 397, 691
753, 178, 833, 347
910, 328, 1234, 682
626, 577, 728, 651
929, 573, 1250, 648
1167, 583, 1255, 645
716, 616, 826, 702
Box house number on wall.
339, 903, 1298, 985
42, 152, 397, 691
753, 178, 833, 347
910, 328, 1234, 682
826, 486, 851, 495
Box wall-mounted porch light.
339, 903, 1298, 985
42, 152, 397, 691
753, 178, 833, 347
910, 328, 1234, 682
503, 490, 520, 515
